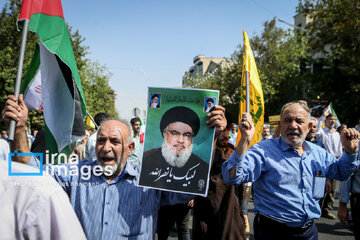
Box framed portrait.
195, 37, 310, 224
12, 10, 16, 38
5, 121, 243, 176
149, 93, 161, 109
204, 97, 217, 112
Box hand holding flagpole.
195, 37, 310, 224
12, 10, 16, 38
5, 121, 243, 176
8, 20, 29, 141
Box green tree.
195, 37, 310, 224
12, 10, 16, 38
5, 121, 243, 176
81, 61, 118, 118
0, 0, 37, 130
0, 0, 118, 131
184, 18, 309, 123
300, 0, 360, 126
68, 26, 89, 73
251, 18, 311, 118
183, 58, 243, 124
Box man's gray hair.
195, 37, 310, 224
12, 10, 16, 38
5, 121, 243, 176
98, 119, 133, 145
263, 123, 271, 129
280, 101, 311, 122
310, 116, 318, 126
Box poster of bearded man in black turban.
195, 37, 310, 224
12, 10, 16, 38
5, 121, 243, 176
139, 87, 219, 196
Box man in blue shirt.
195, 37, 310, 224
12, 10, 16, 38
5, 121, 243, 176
3, 94, 227, 240
222, 101, 359, 240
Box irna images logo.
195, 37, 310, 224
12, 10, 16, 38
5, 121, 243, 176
8, 150, 115, 180
8, 151, 43, 176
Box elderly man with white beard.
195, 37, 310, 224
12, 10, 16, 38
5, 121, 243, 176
222, 101, 360, 240
140, 106, 210, 194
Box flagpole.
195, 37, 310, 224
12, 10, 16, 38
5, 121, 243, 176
8, 20, 29, 141
246, 71, 250, 112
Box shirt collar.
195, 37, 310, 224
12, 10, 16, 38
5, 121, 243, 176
324, 126, 336, 133
123, 161, 139, 178
279, 137, 311, 154
101, 162, 137, 184
279, 137, 293, 152
81, 160, 138, 183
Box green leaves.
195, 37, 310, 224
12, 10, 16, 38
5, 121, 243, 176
80, 61, 118, 119
301, 0, 360, 125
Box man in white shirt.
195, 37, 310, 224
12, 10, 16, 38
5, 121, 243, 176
316, 112, 343, 219
317, 113, 342, 157
0, 138, 10, 161
0, 161, 86, 239
128, 117, 143, 164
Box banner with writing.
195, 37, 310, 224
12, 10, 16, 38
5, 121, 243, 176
139, 87, 219, 197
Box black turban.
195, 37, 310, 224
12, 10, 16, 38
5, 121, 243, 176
160, 106, 200, 136
151, 94, 159, 100
207, 98, 214, 103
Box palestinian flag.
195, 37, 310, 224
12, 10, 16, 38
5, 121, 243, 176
18, 0, 86, 155
20, 43, 42, 110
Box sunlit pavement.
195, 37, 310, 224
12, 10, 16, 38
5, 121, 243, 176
246, 198, 354, 240
163, 197, 354, 240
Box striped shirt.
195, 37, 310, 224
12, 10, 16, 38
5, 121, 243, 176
222, 137, 359, 227
28, 158, 192, 240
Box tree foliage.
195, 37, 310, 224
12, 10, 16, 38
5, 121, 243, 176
0, 0, 37, 113
80, 61, 118, 118
183, 59, 243, 123
300, 0, 360, 126
184, 8, 359, 126
184, 18, 308, 123
0, 0, 118, 131
250, 19, 310, 118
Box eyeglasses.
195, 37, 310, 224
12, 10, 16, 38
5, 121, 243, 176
167, 130, 194, 140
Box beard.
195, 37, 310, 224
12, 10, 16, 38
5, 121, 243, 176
263, 134, 272, 140
96, 151, 122, 177
161, 137, 193, 168
283, 129, 306, 148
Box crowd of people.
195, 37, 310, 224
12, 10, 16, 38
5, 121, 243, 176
0, 94, 359, 240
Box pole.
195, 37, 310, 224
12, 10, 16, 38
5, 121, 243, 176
246, 71, 250, 113
8, 20, 29, 141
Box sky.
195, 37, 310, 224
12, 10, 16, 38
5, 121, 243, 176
1, 0, 300, 121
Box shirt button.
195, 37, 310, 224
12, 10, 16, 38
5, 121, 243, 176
106, 202, 110, 205
105, 222, 108, 225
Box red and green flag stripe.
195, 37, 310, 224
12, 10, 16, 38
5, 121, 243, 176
18, 0, 86, 155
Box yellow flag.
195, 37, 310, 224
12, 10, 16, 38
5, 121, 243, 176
85, 113, 96, 129
236, 31, 265, 148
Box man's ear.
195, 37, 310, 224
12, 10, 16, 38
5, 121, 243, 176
162, 131, 166, 138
